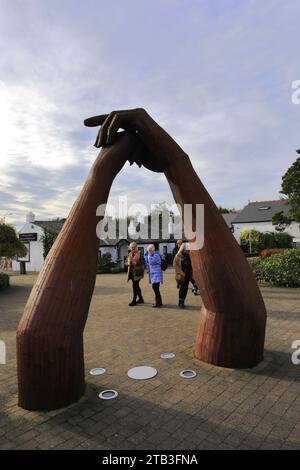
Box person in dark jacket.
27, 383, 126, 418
127, 242, 144, 306
173, 239, 198, 295
173, 242, 193, 308
172, 239, 183, 258
147, 243, 163, 308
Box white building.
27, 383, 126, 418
12, 210, 239, 272
232, 199, 300, 245
12, 212, 45, 272
12, 213, 67, 272
99, 238, 179, 268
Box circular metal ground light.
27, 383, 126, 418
127, 366, 157, 380
160, 352, 175, 359
89, 368, 106, 376
180, 369, 197, 379
98, 390, 118, 400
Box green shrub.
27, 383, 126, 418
247, 257, 264, 280
97, 252, 113, 274
240, 229, 263, 253
248, 249, 300, 287
241, 229, 293, 254
260, 249, 300, 287
260, 232, 292, 249
0, 273, 9, 290
41, 229, 59, 259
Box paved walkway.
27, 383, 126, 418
0, 272, 300, 450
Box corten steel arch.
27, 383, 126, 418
17, 109, 267, 411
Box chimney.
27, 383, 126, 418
168, 212, 175, 238
26, 212, 35, 223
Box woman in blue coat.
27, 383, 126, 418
147, 243, 163, 308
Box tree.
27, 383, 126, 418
41, 229, 59, 259
272, 210, 292, 232
0, 223, 27, 258
97, 252, 113, 273
218, 206, 236, 214
240, 229, 263, 254
272, 150, 300, 229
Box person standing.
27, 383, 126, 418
173, 243, 193, 308
147, 243, 163, 308
172, 239, 183, 259
173, 239, 198, 295
127, 242, 144, 306
173, 239, 183, 289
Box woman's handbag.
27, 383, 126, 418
161, 258, 168, 271
175, 271, 186, 284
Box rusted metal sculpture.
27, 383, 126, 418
17, 108, 266, 411
16, 134, 140, 410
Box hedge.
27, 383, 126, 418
241, 229, 293, 254
248, 249, 300, 287
247, 257, 264, 279
0, 273, 9, 290
260, 248, 288, 258
96, 253, 124, 274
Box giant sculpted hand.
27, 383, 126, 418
84, 108, 188, 173
85, 108, 267, 370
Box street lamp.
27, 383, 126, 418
248, 230, 253, 254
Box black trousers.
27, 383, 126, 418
132, 279, 142, 300
179, 275, 191, 301
152, 282, 162, 305
129, 271, 142, 301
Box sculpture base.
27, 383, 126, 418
195, 306, 265, 369
17, 334, 86, 411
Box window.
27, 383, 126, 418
163, 246, 167, 256
258, 206, 271, 210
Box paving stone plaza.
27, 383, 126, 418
0, 271, 299, 450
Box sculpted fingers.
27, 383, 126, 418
83, 114, 109, 127
84, 109, 147, 148
95, 111, 117, 148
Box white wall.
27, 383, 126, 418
12, 222, 45, 272
232, 221, 300, 244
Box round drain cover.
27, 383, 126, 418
89, 368, 106, 376
180, 369, 197, 379
160, 352, 175, 359
127, 366, 157, 380
99, 390, 118, 400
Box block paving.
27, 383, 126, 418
0, 271, 300, 450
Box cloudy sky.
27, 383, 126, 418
0, 0, 299, 227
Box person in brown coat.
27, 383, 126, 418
173, 243, 193, 309
127, 241, 144, 306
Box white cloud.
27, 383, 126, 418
0, 81, 77, 170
